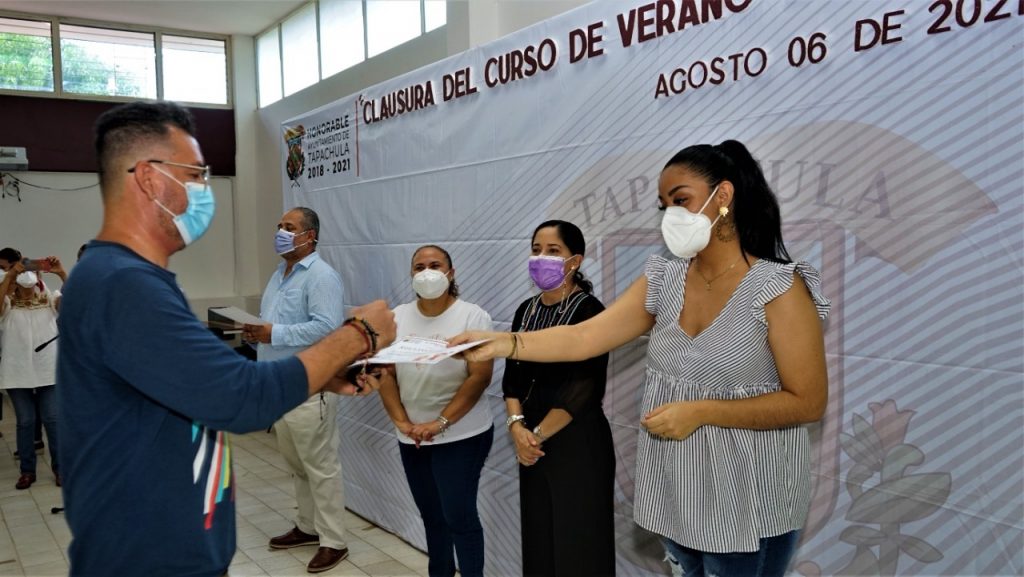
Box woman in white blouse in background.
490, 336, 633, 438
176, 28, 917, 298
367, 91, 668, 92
0, 249, 65, 491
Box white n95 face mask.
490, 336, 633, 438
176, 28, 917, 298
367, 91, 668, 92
412, 269, 450, 299
661, 185, 722, 258
16, 271, 38, 288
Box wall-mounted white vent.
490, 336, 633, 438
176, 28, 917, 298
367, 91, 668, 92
0, 147, 28, 171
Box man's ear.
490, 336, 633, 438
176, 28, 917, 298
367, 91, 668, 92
131, 161, 160, 201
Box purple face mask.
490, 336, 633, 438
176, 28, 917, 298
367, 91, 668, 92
528, 255, 568, 291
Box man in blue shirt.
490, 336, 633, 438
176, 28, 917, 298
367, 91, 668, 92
242, 207, 350, 573
57, 101, 395, 577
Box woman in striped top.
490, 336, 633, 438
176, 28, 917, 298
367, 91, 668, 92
503, 221, 614, 576
454, 140, 830, 577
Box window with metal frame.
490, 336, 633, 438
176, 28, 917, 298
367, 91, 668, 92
256, 0, 447, 108
0, 17, 54, 92
60, 24, 156, 99
0, 12, 231, 107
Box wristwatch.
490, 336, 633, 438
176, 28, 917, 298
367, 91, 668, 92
505, 414, 525, 431
532, 425, 548, 442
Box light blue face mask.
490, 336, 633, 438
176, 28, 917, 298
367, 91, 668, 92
274, 228, 313, 255
152, 166, 216, 246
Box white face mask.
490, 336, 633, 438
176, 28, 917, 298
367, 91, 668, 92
661, 185, 722, 258
16, 271, 38, 288
412, 269, 451, 300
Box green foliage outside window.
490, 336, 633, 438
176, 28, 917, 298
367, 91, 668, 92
0, 31, 145, 96
0, 32, 53, 91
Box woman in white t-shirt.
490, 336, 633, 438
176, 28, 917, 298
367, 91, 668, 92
0, 252, 64, 491
369, 244, 494, 577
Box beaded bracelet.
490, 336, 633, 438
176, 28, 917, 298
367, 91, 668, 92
344, 316, 379, 354
344, 319, 373, 355
358, 317, 379, 353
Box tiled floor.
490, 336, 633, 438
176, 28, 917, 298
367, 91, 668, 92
0, 397, 430, 576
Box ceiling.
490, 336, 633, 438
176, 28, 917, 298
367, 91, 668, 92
0, 1, 309, 36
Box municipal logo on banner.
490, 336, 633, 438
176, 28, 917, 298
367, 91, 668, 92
283, 125, 306, 188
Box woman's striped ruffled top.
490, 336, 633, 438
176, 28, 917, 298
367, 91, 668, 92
633, 254, 830, 553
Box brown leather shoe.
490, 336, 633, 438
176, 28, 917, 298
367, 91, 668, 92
269, 527, 319, 549
15, 473, 36, 490
307, 546, 348, 573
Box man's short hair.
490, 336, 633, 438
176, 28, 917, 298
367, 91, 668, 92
293, 207, 320, 245
94, 101, 196, 193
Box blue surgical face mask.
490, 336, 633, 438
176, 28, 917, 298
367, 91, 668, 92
151, 166, 216, 246
274, 228, 312, 255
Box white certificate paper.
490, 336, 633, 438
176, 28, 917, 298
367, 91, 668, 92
210, 306, 264, 325
354, 336, 489, 365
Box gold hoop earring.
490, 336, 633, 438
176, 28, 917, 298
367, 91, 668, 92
716, 209, 737, 242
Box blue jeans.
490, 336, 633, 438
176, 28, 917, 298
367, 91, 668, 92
8, 386, 59, 475
663, 531, 801, 577
399, 426, 493, 577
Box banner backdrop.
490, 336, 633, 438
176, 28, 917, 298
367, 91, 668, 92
282, 1, 1023, 574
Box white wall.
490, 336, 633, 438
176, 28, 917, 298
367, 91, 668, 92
239, 0, 590, 300
0, 0, 591, 315
0, 171, 239, 314
0, 172, 101, 272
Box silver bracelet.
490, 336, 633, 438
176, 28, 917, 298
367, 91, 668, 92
505, 414, 525, 431
436, 415, 450, 434
532, 425, 548, 442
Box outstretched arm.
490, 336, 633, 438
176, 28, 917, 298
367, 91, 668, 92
297, 301, 397, 396
451, 275, 655, 363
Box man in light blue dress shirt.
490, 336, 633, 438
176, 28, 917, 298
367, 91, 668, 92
243, 207, 350, 573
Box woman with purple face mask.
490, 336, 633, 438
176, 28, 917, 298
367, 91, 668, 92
503, 221, 614, 577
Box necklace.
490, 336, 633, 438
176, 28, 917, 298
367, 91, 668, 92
521, 289, 581, 332
517, 290, 582, 407
695, 255, 743, 291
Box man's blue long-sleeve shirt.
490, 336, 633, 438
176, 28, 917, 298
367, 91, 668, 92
57, 241, 309, 577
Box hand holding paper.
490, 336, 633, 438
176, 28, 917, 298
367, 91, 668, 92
242, 323, 273, 344
446, 330, 513, 362
353, 336, 491, 366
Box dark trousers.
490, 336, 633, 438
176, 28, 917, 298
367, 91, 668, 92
399, 426, 493, 577
519, 410, 616, 577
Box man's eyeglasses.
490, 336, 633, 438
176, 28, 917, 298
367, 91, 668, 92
128, 159, 210, 184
